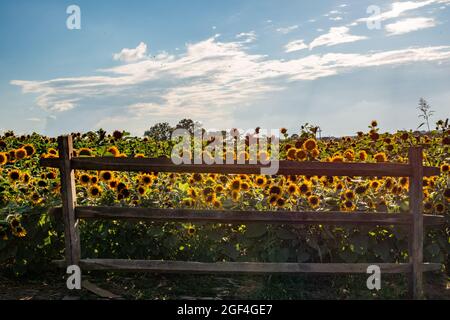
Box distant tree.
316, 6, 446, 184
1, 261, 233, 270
175, 119, 195, 135
144, 122, 173, 141
417, 98, 434, 132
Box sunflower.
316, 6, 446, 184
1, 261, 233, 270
267, 194, 278, 205
399, 177, 408, 187
440, 163, 449, 173
231, 190, 241, 202
10, 217, 20, 228
343, 149, 354, 162
276, 197, 286, 207
23, 144, 35, 156
311, 148, 320, 158
91, 176, 98, 184
295, 149, 308, 161
331, 155, 344, 163
192, 173, 203, 183
31, 192, 42, 205
37, 180, 47, 188
355, 185, 368, 195
88, 185, 102, 197
286, 148, 297, 160
188, 188, 198, 199
357, 150, 367, 162
423, 201, 433, 213
100, 171, 114, 182
435, 203, 445, 213
341, 200, 356, 212
212, 199, 222, 208
240, 182, 250, 191
374, 152, 387, 163
12, 225, 27, 238
205, 193, 216, 204
202, 187, 214, 197
109, 180, 118, 189
382, 176, 393, 188
307, 195, 320, 209
14, 148, 27, 160
343, 189, 355, 201
255, 176, 267, 188
46, 171, 57, 180
269, 185, 282, 196
78, 148, 92, 156
137, 186, 146, 196
140, 174, 153, 186
0, 152, 7, 165
370, 180, 381, 190
8, 170, 21, 182
229, 178, 241, 191
79, 173, 90, 185
107, 146, 120, 156
48, 148, 58, 155
134, 153, 145, 158
186, 225, 196, 236
22, 172, 31, 184
303, 139, 317, 152
287, 183, 299, 195
298, 182, 311, 195
371, 120, 378, 127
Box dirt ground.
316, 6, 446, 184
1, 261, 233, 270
1, 272, 449, 300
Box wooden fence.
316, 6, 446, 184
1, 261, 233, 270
40, 135, 445, 299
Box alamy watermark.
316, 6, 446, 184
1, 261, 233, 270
66, 5, 81, 30
171, 126, 280, 175
366, 265, 381, 291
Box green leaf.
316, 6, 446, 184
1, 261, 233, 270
244, 224, 267, 238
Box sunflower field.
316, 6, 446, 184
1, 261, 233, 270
0, 120, 449, 277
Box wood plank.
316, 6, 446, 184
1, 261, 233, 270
58, 135, 81, 266
48, 206, 445, 226
81, 280, 122, 299
408, 147, 424, 299
74, 207, 414, 225
39, 157, 440, 177
51, 259, 441, 274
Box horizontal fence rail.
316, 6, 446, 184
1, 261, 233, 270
53, 259, 441, 274
49, 207, 445, 226
40, 157, 440, 177
41, 135, 445, 299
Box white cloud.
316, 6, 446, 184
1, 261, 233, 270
11, 36, 450, 123
236, 31, 257, 43
309, 27, 367, 50
357, 0, 450, 25
113, 42, 148, 62
276, 25, 299, 34
385, 17, 436, 35
330, 16, 343, 21
285, 40, 308, 53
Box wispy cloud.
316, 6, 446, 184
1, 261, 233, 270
113, 42, 148, 62
11, 36, 450, 130
276, 25, 299, 34
309, 27, 367, 50
356, 0, 449, 25
284, 40, 308, 53
235, 31, 257, 43
385, 17, 436, 35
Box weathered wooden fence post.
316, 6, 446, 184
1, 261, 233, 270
58, 135, 80, 266
408, 146, 424, 299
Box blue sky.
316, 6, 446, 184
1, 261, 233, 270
1, 0, 449, 137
